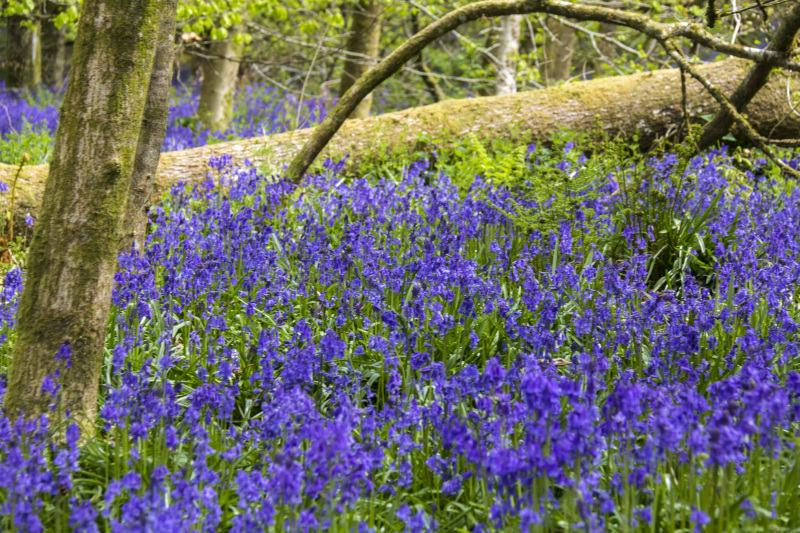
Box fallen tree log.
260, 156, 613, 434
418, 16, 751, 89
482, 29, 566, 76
2, 57, 799, 223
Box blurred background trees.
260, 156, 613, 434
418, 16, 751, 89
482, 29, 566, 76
2, 0, 791, 120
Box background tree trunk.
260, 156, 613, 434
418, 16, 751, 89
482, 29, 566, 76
494, 15, 522, 95
122, 0, 178, 253
540, 16, 574, 84
339, 0, 383, 119
41, 1, 67, 89
3, 0, 164, 427
411, 12, 445, 103
6, 15, 42, 89
592, 22, 616, 76
198, 31, 242, 131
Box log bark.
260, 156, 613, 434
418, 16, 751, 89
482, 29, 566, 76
4, 0, 163, 427
339, 0, 383, 119
284, 0, 800, 180
2, 58, 800, 223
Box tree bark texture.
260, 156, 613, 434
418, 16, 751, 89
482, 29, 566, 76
4, 0, 163, 427
198, 31, 242, 131
3, 58, 800, 224
41, 2, 67, 88
540, 16, 574, 84
122, 0, 178, 253
494, 15, 523, 95
6, 15, 42, 89
339, 0, 383, 119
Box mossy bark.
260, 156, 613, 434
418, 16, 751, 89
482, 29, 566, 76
6, 15, 42, 89
41, 1, 67, 88
198, 30, 242, 131
122, 0, 178, 252
285, 0, 800, 180
339, 0, 383, 119
4, 0, 164, 428
4, 58, 800, 219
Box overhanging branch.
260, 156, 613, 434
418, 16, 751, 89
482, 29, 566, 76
286, 0, 800, 181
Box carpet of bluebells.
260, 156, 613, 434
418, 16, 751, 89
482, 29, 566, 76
0, 140, 798, 532
0, 80, 328, 163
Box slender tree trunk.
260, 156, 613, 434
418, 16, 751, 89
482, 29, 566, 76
6, 15, 42, 89
339, 0, 383, 119
122, 0, 178, 252
411, 12, 445, 103
494, 15, 522, 95
540, 16, 574, 84
41, 2, 67, 88
4, 0, 164, 427
198, 30, 242, 131
592, 22, 616, 75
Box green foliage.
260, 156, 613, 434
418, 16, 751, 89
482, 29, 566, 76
423, 129, 743, 293
0, 123, 53, 166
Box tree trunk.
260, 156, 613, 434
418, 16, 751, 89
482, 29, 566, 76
4, 58, 800, 219
592, 22, 616, 76
198, 31, 242, 131
339, 0, 383, 119
41, 2, 67, 88
6, 15, 42, 89
494, 15, 523, 95
4, 0, 164, 427
411, 12, 445, 103
698, 3, 800, 149
282, 0, 800, 180
122, 0, 178, 252
540, 16, 574, 84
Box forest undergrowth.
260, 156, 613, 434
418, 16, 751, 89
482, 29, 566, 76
0, 121, 799, 532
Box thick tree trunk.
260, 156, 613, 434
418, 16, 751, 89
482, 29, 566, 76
540, 16, 574, 84
41, 2, 67, 88
122, 0, 178, 252
4, 58, 800, 221
494, 15, 523, 95
198, 31, 242, 131
4, 0, 163, 427
6, 15, 42, 89
339, 0, 382, 119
